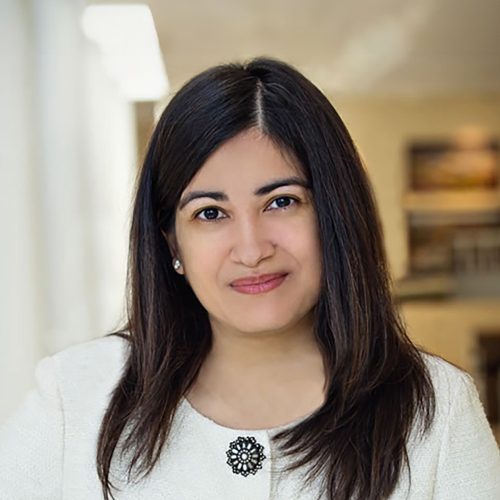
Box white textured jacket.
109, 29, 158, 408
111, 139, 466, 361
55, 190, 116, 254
0, 335, 499, 499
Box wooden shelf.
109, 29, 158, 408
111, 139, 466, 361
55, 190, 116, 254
403, 189, 500, 213
395, 274, 456, 300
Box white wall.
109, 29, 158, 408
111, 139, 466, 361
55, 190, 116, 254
0, 0, 43, 424
0, 0, 136, 423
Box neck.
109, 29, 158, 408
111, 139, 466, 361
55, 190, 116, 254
186, 312, 326, 428
207, 311, 321, 370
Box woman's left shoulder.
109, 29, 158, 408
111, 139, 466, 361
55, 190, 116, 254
414, 353, 500, 498
418, 351, 474, 404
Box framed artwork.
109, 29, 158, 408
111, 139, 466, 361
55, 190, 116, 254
408, 215, 500, 276
404, 138, 500, 280
408, 140, 499, 191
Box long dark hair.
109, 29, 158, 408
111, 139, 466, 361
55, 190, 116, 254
97, 57, 435, 500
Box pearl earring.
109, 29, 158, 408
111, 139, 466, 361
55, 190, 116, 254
173, 258, 182, 271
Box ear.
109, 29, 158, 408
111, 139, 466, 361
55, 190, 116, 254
162, 229, 177, 256
161, 229, 184, 275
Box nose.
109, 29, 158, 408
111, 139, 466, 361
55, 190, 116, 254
229, 215, 275, 267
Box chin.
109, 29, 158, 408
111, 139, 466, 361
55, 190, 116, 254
229, 310, 297, 335
208, 295, 316, 335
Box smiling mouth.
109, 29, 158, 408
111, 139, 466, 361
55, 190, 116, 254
230, 273, 288, 295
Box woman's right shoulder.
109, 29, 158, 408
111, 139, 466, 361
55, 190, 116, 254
0, 335, 132, 497
52, 333, 130, 373
44, 334, 131, 406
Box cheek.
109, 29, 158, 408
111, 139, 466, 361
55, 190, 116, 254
178, 231, 226, 288
307, 226, 323, 269
275, 215, 322, 259
289, 218, 323, 288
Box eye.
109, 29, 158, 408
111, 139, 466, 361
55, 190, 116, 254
194, 207, 226, 222
266, 196, 298, 211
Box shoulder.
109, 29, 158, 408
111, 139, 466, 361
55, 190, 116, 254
51, 334, 129, 378
44, 334, 130, 411
418, 351, 488, 425
0, 335, 131, 489
419, 351, 471, 396
416, 355, 500, 496
417, 351, 497, 448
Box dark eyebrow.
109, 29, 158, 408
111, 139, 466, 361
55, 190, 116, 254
178, 176, 310, 211
253, 176, 310, 196
178, 191, 229, 211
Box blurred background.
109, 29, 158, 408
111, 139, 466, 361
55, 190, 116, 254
1, 0, 500, 441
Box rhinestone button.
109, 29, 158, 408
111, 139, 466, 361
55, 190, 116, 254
225, 436, 266, 476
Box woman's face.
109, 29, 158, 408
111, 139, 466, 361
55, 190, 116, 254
168, 128, 322, 337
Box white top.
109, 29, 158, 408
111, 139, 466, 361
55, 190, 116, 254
0, 335, 499, 499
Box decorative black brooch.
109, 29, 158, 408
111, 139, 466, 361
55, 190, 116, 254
226, 436, 266, 476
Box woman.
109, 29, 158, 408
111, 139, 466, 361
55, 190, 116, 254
1, 57, 499, 500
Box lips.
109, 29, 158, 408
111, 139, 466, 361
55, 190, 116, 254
230, 273, 287, 287
230, 273, 289, 295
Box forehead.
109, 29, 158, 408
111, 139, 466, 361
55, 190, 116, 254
184, 129, 303, 192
